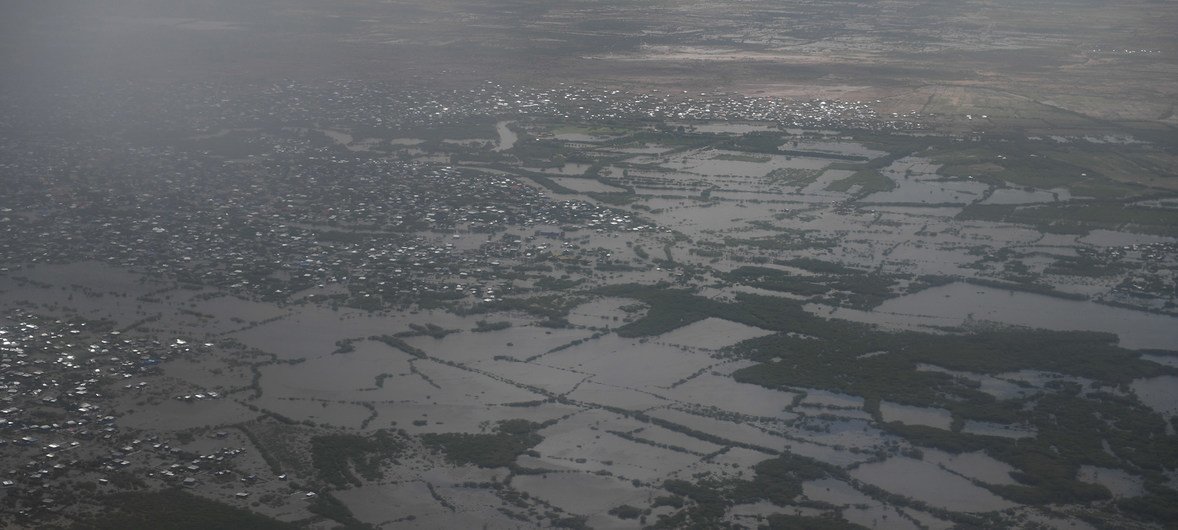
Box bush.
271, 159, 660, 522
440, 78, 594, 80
608, 504, 643, 520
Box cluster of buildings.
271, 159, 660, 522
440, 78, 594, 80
0, 312, 269, 519
215, 80, 919, 133
0, 122, 654, 310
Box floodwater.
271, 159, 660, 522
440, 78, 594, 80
863, 157, 989, 204
921, 448, 1018, 485
661, 149, 831, 178
322, 129, 353, 146
802, 478, 924, 530
865, 176, 987, 204
1080, 229, 1178, 247
961, 420, 1036, 439
799, 168, 854, 196
850, 457, 1019, 512
646, 407, 787, 449
1077, 466, 1145, 497
553, 132, 618, 143
528, 163, 593, 176
542, 335, 718, 390
879, 401, 953, 429
787, 139, 888, 159
1130, 375, 1178, 434
797, 388, 864, 409
686, 121, 780, 134
494, 121, 518, 151
665, 372, 799, 419
321, 129, 382, 152
916, 364, 1034, 400
550, 176, 627, 193
401, 325, 593, 364
857, 282, 1178, 350
512, 467, 652, 516
119, 399, 257, 431
567, 297, 639, 327
1142, 354, 1178, 369
982, 187, 1069, 205
652, 317, 773, 349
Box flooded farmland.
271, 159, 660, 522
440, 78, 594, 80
3, 77, 1177, 530
856, 282, 1178, 350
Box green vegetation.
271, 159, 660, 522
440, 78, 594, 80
710, 153, 770, 163
734, 328, 1171, 403
524, 173, 577, 195
766, 167, 823, 187
741, 454, 833, 504
825, 168, 896, 196
585, 191, 639, 205
473, 320, 512, 332
235, 425, 284, 475
535, 276, 585, 291
776, 257, 858, 275
596, 285, 721, 337
734, 327, 1178, 508
725, 264, 896, 308
397, 323, 455, 339
651, 454, 835, 528
961, 277, 1088, 301
1118, 481, 1178, 524
548, 123, 632, 136
370, 334, 427, 358
607, 504, 643, 519
928, 140, 1150, 199
723, 230, 837, 252
311, 430, 404, 487
722, 132, 865, 161
77, 489, 295, 530
596, 285, 860, 339
726, 266, 831, 296
460, 294, 584, 321
1044, 253, 1123, 277
422, 419, 544, 468
308, 491, 373, 530
766, 514, 867, 530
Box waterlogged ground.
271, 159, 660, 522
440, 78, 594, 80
3, 116, 1177, 530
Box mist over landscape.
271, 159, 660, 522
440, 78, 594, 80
2, 1, 1178, 528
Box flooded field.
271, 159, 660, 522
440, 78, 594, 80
659, 149, 832, 178
5, 82, 1178, 529
850, 457, 1019, 512
549, 176, 626, 193
494, 121, 518, 151
860, 282, 1178, 350
652, 317, 773, 349
921, 449, 1018, 485
1131, 375, 1178, 432
879, 401, 953, 429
